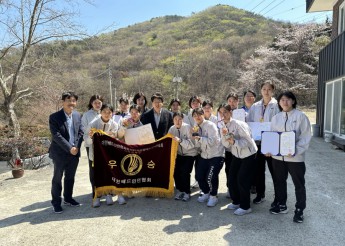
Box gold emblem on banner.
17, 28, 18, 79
108, 160, 117, 169
121, 154, 143, 176
147, 160, 155, 169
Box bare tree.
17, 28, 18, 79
0, 0, 87, 137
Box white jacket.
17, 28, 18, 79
168, 123, 198, 157
206, 114, 218, 125
84, 117, 119, 161
183, 111, 195, 127
247, 98, 280, 122
194, 120, 224, 159
81, 109, 100, 147
271, 109, 311, 162
221, 119, 258, 159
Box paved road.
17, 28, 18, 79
0, 137, 344, 246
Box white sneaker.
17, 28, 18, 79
227, 203, 240, 210
182, 193, 191, 202
197, 193, 210, 203
117, 195, 127, 205
106, 195, 114, 205
93, 198, 101, 208
234, 207, 252, 216
207, 195, 218, 207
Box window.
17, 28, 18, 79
324, 78, 345, 137
339, 2, 345, 34
341, 79, 345, 135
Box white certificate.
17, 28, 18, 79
261, 131, 296, 156
232, 109, 246, 122
280, 131, 296, 156
261, 132, 280, 155
247, 122, 271, 141
124, 124, 155, 145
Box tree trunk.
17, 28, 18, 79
7, 102, 21, 137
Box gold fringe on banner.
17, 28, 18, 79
93, 133, 178, 200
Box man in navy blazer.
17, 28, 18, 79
49, 92, 84, 214
141, 92, 173, 140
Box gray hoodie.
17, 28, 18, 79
221, 119, 258, 159
168, 122, 198, 157
194, 120, 224, 159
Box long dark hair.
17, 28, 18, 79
87, 94, 104, 110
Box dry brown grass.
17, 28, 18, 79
301, 107, 316, 125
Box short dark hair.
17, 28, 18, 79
87, 94, 103, 110
223, 104, 233, 112
129, 104, 141, 113
188, 96, 202, 108
173, 111, 184, 119
202, 100, 213, 108
151, 92, 164, 102
277, 91, 297, 111
243, 90, 256, 98
226, 92, 238, 101
101, 104, 114, 113
261, 80, 275, 90
132, 92, 147, 107
62, 91, 78, 101
192, 107, 204, 116
119, 97, 129, 105
217, 103, 227, 112
169, 98, 181, 108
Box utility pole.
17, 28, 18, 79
108, 64, 113, 107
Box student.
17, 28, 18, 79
169, 98, 182, 113
85, 104, 125, 207
202, 100, 217, 125
117, 104, 143, 140
241, 90, 257, 194
49, 92, 84, 214
115, 97, 130, 118
268, 91, 311, 223
247, 81, 280, 206
217, 103, 232, 199
227, 92, 239, 110
183, 95, 202, 126
132, 92, 148, 114
220, 105, 258, 216
192, 108, 224, 207
242, 90, 256, 113
140, 92, 173, 140
81, 95, 103, 199
168, 112, 198, 201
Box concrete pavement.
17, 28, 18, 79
0, 137, 344, 246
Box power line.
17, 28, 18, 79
263, 0, 286, 15
258, 0, 278, 14
270, 4, 305, 17
251, 0, 266, 12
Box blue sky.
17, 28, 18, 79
78, 0, 332, 34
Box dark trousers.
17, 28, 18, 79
229, 154, 256, 210
224, 151, 233, 189
254, 145, 276, 198
174, 155, 195, 194
86, 147, 95, 197
195, 156, 224, 196
51, 154, 79, 206
272, 159, 306, 210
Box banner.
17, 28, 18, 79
92, 131, 178, 198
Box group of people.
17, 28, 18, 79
48, 80, 311, 224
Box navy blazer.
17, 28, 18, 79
141, 108, 173, 140
49, 109, 83, 160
